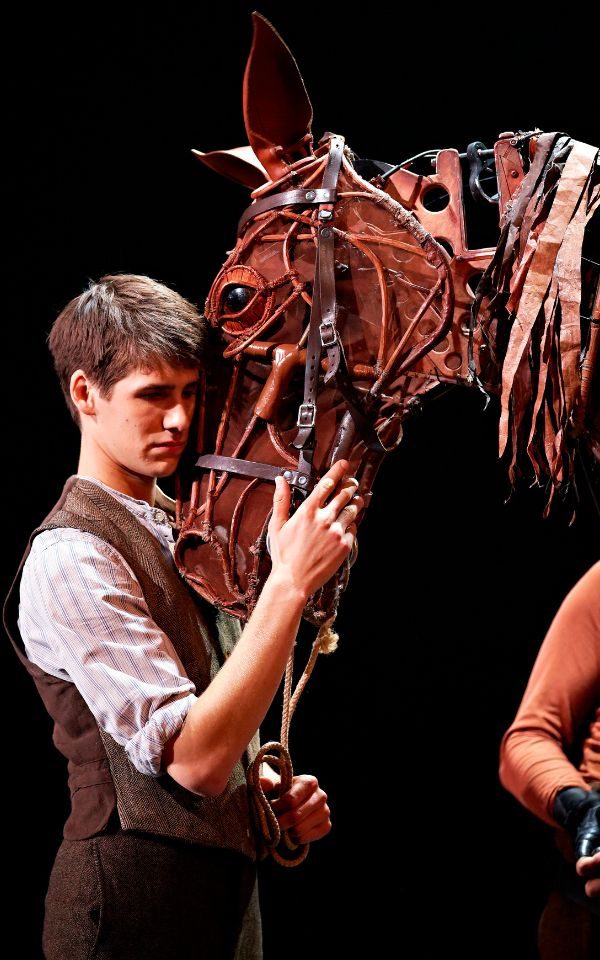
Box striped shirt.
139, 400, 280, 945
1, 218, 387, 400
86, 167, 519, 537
17, 477, 199, 777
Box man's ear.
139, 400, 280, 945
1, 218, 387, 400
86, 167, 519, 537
70, 369, 97, 418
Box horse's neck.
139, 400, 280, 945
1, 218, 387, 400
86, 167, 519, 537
380, 143, 519, 397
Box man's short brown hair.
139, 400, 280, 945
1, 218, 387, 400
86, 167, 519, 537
49, 274, 207, 423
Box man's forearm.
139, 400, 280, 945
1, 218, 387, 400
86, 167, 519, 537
162, 569, 307, 795
163, 461, 360, 796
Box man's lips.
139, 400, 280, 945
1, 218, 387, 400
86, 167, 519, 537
151, 441, 186, 451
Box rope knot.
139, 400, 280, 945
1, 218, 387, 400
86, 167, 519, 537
316, 619, 339, 653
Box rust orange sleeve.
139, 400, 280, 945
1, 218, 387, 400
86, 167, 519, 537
499, 561, 600, 826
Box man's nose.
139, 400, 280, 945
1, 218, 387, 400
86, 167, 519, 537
163, 402, 190, 432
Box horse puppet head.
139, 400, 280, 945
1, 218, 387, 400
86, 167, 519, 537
174, 13, 599, 632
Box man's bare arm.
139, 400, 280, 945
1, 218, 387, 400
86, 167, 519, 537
162, 460, 361, 796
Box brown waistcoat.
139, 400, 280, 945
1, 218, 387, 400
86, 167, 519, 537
4, 478, 258, 860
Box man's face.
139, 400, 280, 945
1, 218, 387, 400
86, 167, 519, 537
85, 361, 200, 481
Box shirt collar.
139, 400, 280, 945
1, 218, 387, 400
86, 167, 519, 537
76, 475, 176, 529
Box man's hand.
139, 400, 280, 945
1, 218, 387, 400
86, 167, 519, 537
268, 459, 362, 602
260, 767, 332, 844
576, 851, 600, 899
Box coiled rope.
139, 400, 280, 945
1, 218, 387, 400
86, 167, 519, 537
246, 618, 338, 866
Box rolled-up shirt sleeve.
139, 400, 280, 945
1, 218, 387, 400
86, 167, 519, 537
18, 529, 199, 777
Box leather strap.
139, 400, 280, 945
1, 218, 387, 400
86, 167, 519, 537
293, 226, 337, 449
237, 138, 345, 234
321, 136, 345, 191
238, 188, 337, 234
196, 454, 312, 491
293, 136, 345, 462
330, 344, 387, 452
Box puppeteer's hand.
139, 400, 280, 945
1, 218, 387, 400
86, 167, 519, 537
268, 459, 362, 601
260, 767, 332, 844
554, 787, 600, 899
553, 787, 600, 858
577, 851, 600, 900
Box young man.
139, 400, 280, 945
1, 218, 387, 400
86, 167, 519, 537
4, 274, 361, 959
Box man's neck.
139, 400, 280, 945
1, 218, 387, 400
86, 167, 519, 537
77, 448, 157, 506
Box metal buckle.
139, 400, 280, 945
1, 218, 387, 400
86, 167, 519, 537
320, 318, 337, 347
297, 402, 316, 428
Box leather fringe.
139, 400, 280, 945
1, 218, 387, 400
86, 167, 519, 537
475, 135, 599, 508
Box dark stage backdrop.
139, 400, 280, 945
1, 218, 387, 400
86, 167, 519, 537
5, 5, 598, 959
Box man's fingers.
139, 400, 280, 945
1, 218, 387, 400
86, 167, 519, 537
336, 495, 363, 531
271, 774, 332, 844
270, 475, 292, 532
324, 484, 362, 523
271, 774, 319, 814
293, 823, 332, 844
274, 790, 330, 834
304, 460, 349, 511
277, 802, 331, 836
287, 808, 332, 844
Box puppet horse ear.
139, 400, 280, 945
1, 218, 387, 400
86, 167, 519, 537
243, 12, 314, 182
191, 146, 268, 190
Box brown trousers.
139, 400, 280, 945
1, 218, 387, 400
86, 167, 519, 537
43, 831, 262, 960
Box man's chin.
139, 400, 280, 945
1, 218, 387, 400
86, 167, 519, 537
150, 462, 179, 478
145, 448, 186, 478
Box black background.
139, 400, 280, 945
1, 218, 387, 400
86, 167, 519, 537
5, 4, 599, 958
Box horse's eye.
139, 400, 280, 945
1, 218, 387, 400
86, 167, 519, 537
205, 263, 274, 339
222, 285, 253, 314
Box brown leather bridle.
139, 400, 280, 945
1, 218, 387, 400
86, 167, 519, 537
194, 132, 455, 508
196, 135, 348, 495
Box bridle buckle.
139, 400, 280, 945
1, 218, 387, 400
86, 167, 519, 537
297, 402, 316, 428
320, 318, 337, 347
